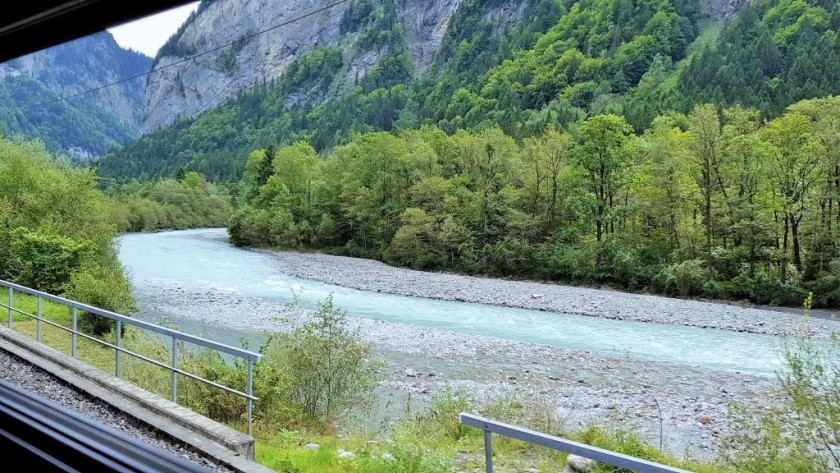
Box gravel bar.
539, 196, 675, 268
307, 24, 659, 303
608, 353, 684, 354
0, 349, 232, 472
269, 250, 840, 339
139, 286, 784, 459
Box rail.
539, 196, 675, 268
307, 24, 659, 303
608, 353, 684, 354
459, 413, 691, 473
0, 279, 262, 435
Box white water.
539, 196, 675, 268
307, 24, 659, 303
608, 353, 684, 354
118, 228, 788, 375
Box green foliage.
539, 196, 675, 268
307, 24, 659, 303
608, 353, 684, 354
227, 96, 840, 307
268, 296, 380, 423
0, 137, 135, 330
6, 228, 91, 293
421, 388, 477, 441
107, 174, 233, 232
100, 0, 840, 184
656, 259, 708, 297
678, 0, 840, 116
64, 263, 136, 335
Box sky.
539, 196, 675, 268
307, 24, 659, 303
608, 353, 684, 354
108, 2, 200, 57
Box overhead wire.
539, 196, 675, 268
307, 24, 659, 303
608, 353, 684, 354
18, 0, 352, 112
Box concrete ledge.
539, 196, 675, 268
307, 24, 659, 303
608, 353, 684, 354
0, 327, 274, 473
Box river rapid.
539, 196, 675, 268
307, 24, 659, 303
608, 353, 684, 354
118, 228, 840, 458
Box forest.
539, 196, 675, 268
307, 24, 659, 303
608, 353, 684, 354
230, 97, 840, 307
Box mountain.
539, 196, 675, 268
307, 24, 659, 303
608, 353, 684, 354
140, 0, 524, 133
0, 32, 151, 161
97, 0, 839, 181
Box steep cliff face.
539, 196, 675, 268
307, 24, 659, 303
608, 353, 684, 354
700, 0, 750, 18
141, 0, 528, 134
0, 32, 150, 160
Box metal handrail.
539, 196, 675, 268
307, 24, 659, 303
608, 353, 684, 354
1, 279, 262, 435
460, 413, 691, 473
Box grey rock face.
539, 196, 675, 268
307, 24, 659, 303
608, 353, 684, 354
140, 0, 530, 134
700, 0, 750, 18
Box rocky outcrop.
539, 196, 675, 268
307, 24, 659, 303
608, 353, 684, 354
142, 0, 350, 134
140, 0, 529, 134
700, 0, 750, 18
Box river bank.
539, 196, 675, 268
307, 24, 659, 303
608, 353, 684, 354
268, 250, 840, 339
137, 284, 783, 459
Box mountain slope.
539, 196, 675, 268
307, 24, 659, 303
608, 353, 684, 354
141, 0, 485, 133
98, 0, 840, 181
0, 32, 151, 160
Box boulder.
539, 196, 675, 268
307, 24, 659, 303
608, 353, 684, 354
563, 454, 596, 473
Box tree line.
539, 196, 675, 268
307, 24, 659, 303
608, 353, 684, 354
230, 97, 840, 307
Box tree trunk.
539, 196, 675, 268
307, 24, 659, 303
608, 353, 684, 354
549, 175, 558, 231
792, 213, 803, 272
705, 188, 712, 273
780, 213, 789, 283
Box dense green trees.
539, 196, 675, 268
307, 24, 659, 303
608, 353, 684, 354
231, 96, 840, 307
106, 172, 233, 232
0, 137, 135, 320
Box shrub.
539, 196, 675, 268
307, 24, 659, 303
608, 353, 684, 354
748, 272, 807, 307
270, 296, 380, 423
6, 227, 90, 293
655, 259, 707, 297
422, 388, 475, 441
64, 262, 136, 335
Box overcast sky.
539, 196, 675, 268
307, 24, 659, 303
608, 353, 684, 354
109, 2, 200, 57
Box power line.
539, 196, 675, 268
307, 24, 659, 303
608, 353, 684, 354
21, 0, 352, 112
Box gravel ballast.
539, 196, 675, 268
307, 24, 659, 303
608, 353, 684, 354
0, 349, 232, 472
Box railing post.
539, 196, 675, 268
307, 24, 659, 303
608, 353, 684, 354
247, 359, 254, 436
7, 287, 12, 329
171, 336, 178, 403
115, 320, 122, 378
36, 296, 42, 342
71, 307, 77, 358
484, 429, 494, 473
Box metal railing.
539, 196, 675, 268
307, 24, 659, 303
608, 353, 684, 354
0, 279, 262, 436
460, 413, 691, 473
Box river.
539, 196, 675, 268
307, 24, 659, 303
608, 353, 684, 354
119, 228, 786, 375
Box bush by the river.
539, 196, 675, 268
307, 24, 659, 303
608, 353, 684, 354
0, 137, 134, 333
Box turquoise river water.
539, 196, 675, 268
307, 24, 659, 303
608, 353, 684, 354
118, 229, 790, 375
